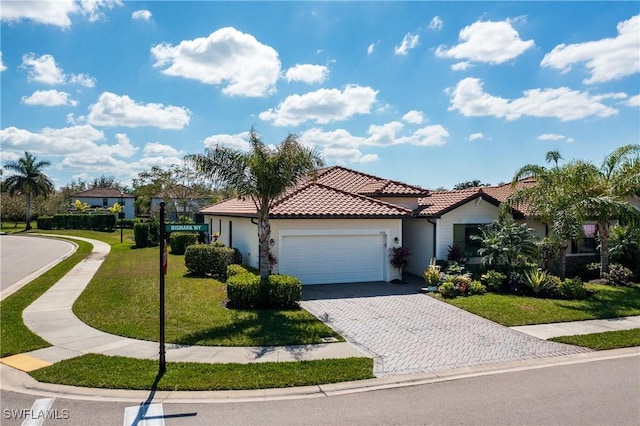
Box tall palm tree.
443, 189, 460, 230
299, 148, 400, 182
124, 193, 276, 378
505, 158, 589, 279
3, 151, 54, 230
186, 130, 323, 279
575, 144, 640, 276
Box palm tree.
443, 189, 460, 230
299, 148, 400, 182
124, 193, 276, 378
504, 155, 588, 279
575, 144, 640, 276
186, 130, 323, 279
3, 151, 54, 230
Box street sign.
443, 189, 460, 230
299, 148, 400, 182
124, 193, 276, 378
165, 224, 209, 232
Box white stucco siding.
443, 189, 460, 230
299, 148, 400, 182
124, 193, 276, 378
271, 218, 403, 282
403, 218, 434, 276
203, 215, 259, 269
517, 218, 547, 239
436, 198, 500, 260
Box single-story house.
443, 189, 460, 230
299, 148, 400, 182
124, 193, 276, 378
72, 188, 136, 219
199, 166, 606, 284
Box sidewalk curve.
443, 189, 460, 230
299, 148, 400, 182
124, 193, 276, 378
14, 235, 364, 371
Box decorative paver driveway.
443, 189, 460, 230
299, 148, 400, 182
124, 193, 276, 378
301, 280, 590, 377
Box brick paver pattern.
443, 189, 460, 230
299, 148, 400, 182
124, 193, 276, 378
301, 282, 590, 377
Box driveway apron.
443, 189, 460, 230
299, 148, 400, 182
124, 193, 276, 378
301, 281, 590, 377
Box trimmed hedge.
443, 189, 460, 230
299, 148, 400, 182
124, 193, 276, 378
37, 214, 115, 231
134, 222, 150, 248
184, 244, 241, 277
227, 264, 249, 277
226, 273, 262, 309
169, 232, 198, 255
226, 271, 302, 309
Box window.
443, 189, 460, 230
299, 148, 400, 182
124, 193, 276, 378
102, 198, 109, 206
572, 224, 597, 253
453, 224, 483, 258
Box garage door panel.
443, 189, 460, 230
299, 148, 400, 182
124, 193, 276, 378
280, 234, 385, 284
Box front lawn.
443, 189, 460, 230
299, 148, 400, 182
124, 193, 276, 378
440, 284, 640, 327
68, 231, 342, 346
550, 329, 640, 350
30, 354, 373, 391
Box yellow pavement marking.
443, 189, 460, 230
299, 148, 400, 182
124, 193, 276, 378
0, 354, 52, 372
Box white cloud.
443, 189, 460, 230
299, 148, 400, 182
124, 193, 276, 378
624, 95, 640, 107
0, 52, 6, 72
395, 125, 449, 147
203, 132, 251, 151
151, 27, 281, 97
367, 43, 376, 55
132, 9, 152, 21
284, 64, 328, 84
20, 53, 96, 86
448, 77, 620, 121
143, 142, 180, 157
541, 15, 640, 84
394, 33, 420, 56
436, 19, 534, 64
87, 92, 191, 129
21, 90, 78, 107
537, 133, 565, 141
402, 110, 425, 124
68, 73, 96, 87
0, 0, 122, 28
259, 84, 378, 126
468, 132, 484, 141
451, 61, 471, 71
20, 53, 65, 85
429, 16, 443, 31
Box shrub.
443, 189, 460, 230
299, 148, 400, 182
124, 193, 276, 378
423, 259, 442, 287
438, 281, 458, 299
37, 216, 54, 230
523, 268, 550, 296
603, 263, 633, 286
169, 232, 198, 255
227, 264, 249, 277
263, 275, 302, 309
226, 273, 261, 309
444, 261, 465, 275
389, 246, 411, 272
184, 244, 241, 277
507, 271, 527, 295
558, 277, 588, 300
545, 274, 562, 298
481, 270, 506, 293
148, 219, 160, 244
133, 222, 150, 248
453, 274, 472, 294
447, 245, 464, 262
467, 280, 487, 296
117, 218, 135, 229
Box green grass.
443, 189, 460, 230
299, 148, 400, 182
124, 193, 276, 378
0, 239, 93, 357
30, 354, 374, 390
550, 329, 640, 350
57, 230, 342, 346
440, 284, 640, 327
1, 221, 36, 233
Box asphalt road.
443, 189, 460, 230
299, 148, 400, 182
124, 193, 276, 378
1, 355, 638, 425
0, 234, 76, 297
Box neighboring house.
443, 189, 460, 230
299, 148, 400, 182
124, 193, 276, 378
150, 186, 214, 222
72, 188, 136, 219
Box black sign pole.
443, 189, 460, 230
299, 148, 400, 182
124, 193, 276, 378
159, 202, 166, 373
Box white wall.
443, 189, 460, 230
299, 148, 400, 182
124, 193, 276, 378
403, 218, 434, 276
204, 215, 259, 269
436, 198, 500, 260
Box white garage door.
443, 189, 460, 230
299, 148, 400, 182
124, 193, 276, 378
279, 234, 385, 284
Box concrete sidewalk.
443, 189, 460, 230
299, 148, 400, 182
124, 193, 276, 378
2, 235, 639, 376
3, 235, 363, 374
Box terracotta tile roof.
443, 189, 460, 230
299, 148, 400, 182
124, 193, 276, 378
271, 184, 412, 217
74, 188, 135, 198
200, 166, 425, 218
416, 179, 536, 218
200, 183, 412, 218
314, 166, 430, 196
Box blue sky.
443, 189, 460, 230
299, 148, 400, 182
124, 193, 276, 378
1, 1, 638, 190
